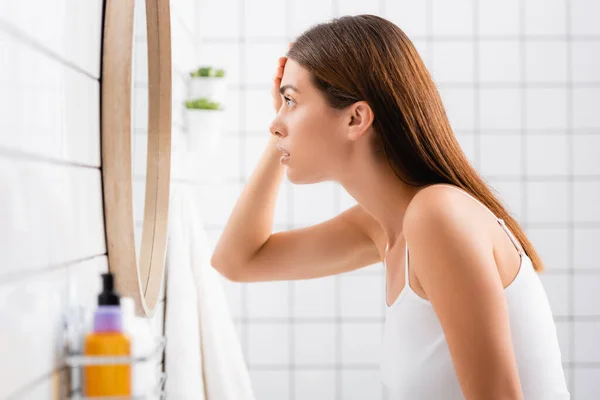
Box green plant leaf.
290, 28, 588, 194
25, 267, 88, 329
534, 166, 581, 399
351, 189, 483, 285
184, 97, 222, 110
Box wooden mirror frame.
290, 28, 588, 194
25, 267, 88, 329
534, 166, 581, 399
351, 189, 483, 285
101, 0, 172, 316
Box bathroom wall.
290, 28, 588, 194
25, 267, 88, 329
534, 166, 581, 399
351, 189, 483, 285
195, 0, 600, 399
0, 0, 195, 398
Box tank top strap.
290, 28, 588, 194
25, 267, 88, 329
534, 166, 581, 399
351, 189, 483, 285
497, 219, 525, 256
404, 241, 410, 286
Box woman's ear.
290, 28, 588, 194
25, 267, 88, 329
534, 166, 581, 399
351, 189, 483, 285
347, 101, 374, 141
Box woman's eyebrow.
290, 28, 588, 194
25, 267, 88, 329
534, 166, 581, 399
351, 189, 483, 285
279, 84, 300, 95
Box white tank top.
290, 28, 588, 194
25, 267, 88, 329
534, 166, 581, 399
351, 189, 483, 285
380, 186, 570, 399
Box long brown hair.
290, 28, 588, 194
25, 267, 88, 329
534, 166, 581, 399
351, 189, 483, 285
288, 14, 544, 272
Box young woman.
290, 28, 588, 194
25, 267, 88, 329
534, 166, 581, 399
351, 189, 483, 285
211, 15, 569, 400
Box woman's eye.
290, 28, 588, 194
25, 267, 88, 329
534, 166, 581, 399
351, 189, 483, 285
284, 96, 294, 106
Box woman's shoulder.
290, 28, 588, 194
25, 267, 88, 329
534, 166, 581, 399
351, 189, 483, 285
403, 183, 495, 243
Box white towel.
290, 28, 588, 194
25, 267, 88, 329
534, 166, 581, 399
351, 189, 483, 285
165, 186, 255, 400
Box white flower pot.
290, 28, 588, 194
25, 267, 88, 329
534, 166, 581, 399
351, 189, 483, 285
188, 77, 227, 104
185, 109, 225, 178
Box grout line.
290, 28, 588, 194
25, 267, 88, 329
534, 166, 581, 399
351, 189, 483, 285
198, 35, 600, 44
473, 0, 480, 170
0, 18, 98, 81
565, 0, 576, 394
5, 367, 67, 400
519, 0, 528, 233
0, 147, 101, 170
0, 254, 107, 287
234, 82, 600, 91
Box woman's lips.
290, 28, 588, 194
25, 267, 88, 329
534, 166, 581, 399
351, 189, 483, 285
276, 143, 291, 164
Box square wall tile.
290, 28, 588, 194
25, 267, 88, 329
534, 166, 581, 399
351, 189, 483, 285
194, 182, 244, 225
245, 0, 286, 38
525, 41, 568, 82
574, 275, 600, 316
244, 42, 288, 85
525, 134, 568, 176
247, 323, 290, 365
0, 267, 67, 399
572, 41, 600, 83
539, 274, 570, 316
385, 0, 428, 37
292, 182, 337, 225
340, 275, 384, 318
525, 88, 567, 129
341, 323, 382, 364
479, 41, 520, 83
337, 0, 381, 16
247, 281, 290, 318
341, 370, 384, 400
489, 180, 523, 221
293, 276, 336, 318
480, 88, 522, 130
438, 88, 475, 130
222, 88, 241, 132
455, 133, 476, 166
294, 370, 336, 400
294, 323, 336, 365
573, 88, 600, 129
574, 228, 600, 270
195, 43, 240, 85
527, 227, 569, 271
524, 0, 566, 35
478, 0, 520, 35
432, 0, 474, 36
244, 89, 275, 131
573, 368, 600, 400
574, 182, 600, 223
571, 0, 600, 35
290, 0, 334, 38
480, 134, 522, 177
431, 41, 474, 83
555, 320, 572, 363
249, 370, 290, 400
196, 0, 239, 39
220, 278, 243, 318
526, 181, 569, 223
244, 135, 270, 174
573, 135, 600, 175
412, 39, 432, 70
212, 135, 242, 180
574, 321, 600, 362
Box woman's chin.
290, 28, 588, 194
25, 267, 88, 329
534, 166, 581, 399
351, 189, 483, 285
286, 168, 324, 185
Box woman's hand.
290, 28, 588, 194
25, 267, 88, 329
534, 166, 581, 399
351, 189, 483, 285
271, 42, 294, 113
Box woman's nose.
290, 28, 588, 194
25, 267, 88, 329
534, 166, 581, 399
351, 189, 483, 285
269, 120, 286, 137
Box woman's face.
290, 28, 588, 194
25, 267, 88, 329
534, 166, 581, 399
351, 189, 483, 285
269, 59, 352, 184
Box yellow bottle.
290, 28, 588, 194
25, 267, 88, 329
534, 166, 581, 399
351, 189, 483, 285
84, 273, 131, 397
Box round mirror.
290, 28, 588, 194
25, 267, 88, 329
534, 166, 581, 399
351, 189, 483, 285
101, 0, 172, 317
131, 0, 149, 273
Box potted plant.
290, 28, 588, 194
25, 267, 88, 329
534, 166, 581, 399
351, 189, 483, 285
188, 66, 227, 104
184, 97, 225, 168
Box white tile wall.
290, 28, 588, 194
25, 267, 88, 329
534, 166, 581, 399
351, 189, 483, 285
0, 0, 194, 396
479, 41, 520, 83
294, 370, 336, 400
294, 323, 336, 365
194, 0, 600, 398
